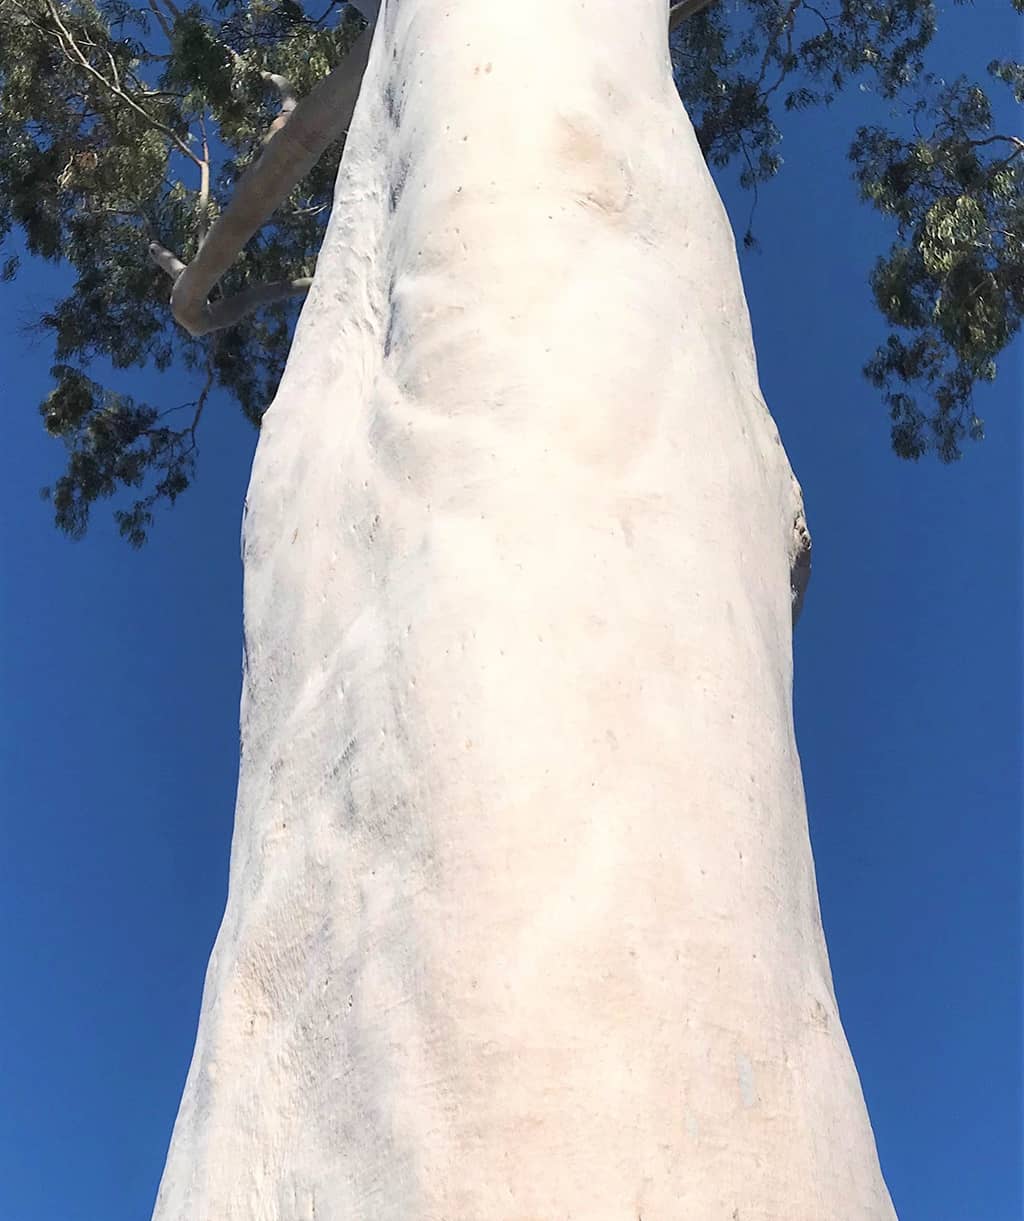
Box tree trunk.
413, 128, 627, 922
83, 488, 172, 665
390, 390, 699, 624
152, 2, 896, 1217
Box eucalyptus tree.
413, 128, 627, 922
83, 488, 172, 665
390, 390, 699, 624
1, 0, 1021, 1218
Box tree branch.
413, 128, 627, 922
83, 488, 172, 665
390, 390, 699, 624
212, 277, 314, 332
261, 70, 297, 110
198, 114, 211, 242
40, 0, 202, 167
259, 69, 298, 143
755, 0, 800, 93
669, 0, 718, 32
190, 355, 216, 441
967, 134, 1024, 154
146, 0, 173, 43
105, 46, 122, 89
226, 46, 300, 139
150, 22, 374, 337
149, 249, 314, 332
149, 240, 186, 280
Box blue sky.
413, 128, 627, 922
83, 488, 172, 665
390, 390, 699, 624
1, 4, 1020, 1219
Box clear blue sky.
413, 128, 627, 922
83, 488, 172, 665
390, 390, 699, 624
1, 5, 1020, 1219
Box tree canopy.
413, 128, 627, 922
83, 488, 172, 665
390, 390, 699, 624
0, 0, 1020, 543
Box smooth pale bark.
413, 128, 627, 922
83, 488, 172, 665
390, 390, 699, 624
152, 2, 896, 1217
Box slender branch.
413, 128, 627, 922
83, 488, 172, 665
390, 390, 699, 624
261, 70, 297, 111
198, 114, 211, 243
40, 0, 201, 166
738, 133, 761, 241
146, 0, 173, 42
990, 147, 1024, 175
151, 22, 373, 337
803, 3, 834, 32
260, 69, 299, 143
105, 46, 121, 89
967, 134, 1024, 154
226, 49, 299, 141
206, 277, 314, 333
755, 0, 800, 94
148, 245, 313, 332
149, 241, 186, 279
669, 0, 718, 32
190, 356, 216, 440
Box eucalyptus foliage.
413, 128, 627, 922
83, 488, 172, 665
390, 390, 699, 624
0, 0, 362, 541
0, 0, 1020, 541
853, 72, 1023, 458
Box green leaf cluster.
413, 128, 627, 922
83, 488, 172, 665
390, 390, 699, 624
853, 69, 1023, 459
671, 1, 1020, 462
670, 0, 938, 233
0, 0, 362, 541
39, 363, 197, 545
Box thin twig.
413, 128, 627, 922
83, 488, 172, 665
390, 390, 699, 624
146, 0, 173, 43
41, 0, 202, 167
738, 134, 761, 244
190, 356, 216, 441
803, 2, 833, 31
105, 46, 121, 89
967, 134, 1024, 153
756, 0, 800, 96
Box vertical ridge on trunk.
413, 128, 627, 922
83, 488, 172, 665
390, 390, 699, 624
152, 3, 897, 1217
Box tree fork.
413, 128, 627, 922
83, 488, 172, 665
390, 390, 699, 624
151, 0, 718, 338
149, 21, 374, 336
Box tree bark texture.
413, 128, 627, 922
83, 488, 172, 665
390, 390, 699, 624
152, 2, 896, 1217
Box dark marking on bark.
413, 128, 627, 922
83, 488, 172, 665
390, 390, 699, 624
790, 507, 812, 627
383, 80, 403, 127
383, 311, 395, 357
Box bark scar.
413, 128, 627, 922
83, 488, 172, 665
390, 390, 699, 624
557, 114, 633, 217
789, 480, 811, 628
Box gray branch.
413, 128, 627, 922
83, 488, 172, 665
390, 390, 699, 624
669, 0, 718, 32
149, 22, 374, 337
149, 243, 313, 333
260, 70, 299, 143
260, 70, 297, 110
149, 242, 186, 280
